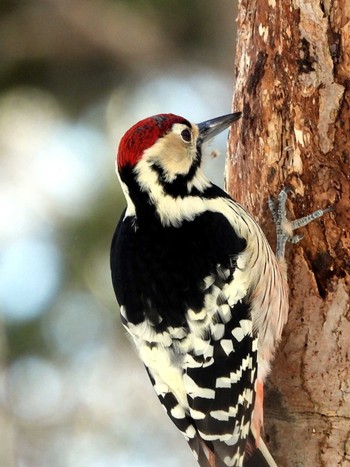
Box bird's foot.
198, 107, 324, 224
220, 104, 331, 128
268, 187, 332, 259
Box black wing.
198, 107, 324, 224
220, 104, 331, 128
111, 207, 259, 466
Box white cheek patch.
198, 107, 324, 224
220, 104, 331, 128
143, 131, 194, 178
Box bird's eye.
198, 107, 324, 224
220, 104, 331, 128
180, 128, 192, 143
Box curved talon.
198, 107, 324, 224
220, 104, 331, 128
289, 234, 304, 244
270, 188, 332, 259
283, 186, 294, 193
271, 185, 294, 199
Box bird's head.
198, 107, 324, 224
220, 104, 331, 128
116, 112, 241, 213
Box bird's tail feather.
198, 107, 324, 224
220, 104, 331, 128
188, 435, 211, 467
243, 434, 278, 467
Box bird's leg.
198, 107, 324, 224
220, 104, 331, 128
268, 187, 332, 259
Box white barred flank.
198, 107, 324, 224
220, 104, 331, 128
184, 374, 216, 399
230, 356, 255, 384
210, 388, 253, 421
209, 198, 289, 381
210, 409, 231, 421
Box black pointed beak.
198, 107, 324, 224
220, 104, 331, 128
197, 112, 241, 143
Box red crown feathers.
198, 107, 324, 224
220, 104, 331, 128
117, 114, 190, 170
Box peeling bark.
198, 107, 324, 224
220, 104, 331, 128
228, 0, 350, 465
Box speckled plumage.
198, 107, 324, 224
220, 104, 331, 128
111, 113, 286, 466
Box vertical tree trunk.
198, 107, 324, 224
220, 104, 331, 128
228, 1, 350, 465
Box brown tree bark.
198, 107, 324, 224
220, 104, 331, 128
227, 1, 350, 466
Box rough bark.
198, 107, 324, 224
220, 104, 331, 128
228, 1, 350, 466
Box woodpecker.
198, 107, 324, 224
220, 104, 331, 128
110, 113, 330, 466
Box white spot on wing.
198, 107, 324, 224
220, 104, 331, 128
229, 354, 254, 384
168, 326, 187, 339
171, 404, 186, 419
198, 430, 233, 442
218, 304, 232, 323
232, 319, 252, 342
202, 357, 214, 368
216, 376, 231, 388
231, 327, 244, 342
203, 274, 215, 289
191, 337, 213, 358
211, 322, 225, 340
210, 410, 229, 421
240, 388, 253, 406
220, 339, 234, 356
189, 408, 206, 420
184, 374, 215, 399
240, 419, 250, 438
187, 308, 206, 321
128, 320, 173, 346
185, 425, 196, 438
239, 319, 252, 334
184, 354, 202, 368
228, 405, 239, 417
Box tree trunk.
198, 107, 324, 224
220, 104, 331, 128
227, 1, 350, 465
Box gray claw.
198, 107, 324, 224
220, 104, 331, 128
270, 188, 332, 259
289, 234, 304, 244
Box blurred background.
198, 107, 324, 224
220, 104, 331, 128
0, 1, 237, 465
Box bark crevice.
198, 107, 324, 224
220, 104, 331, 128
229, 1, 350, 464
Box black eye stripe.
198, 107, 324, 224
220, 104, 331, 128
181, 128, 192, 142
